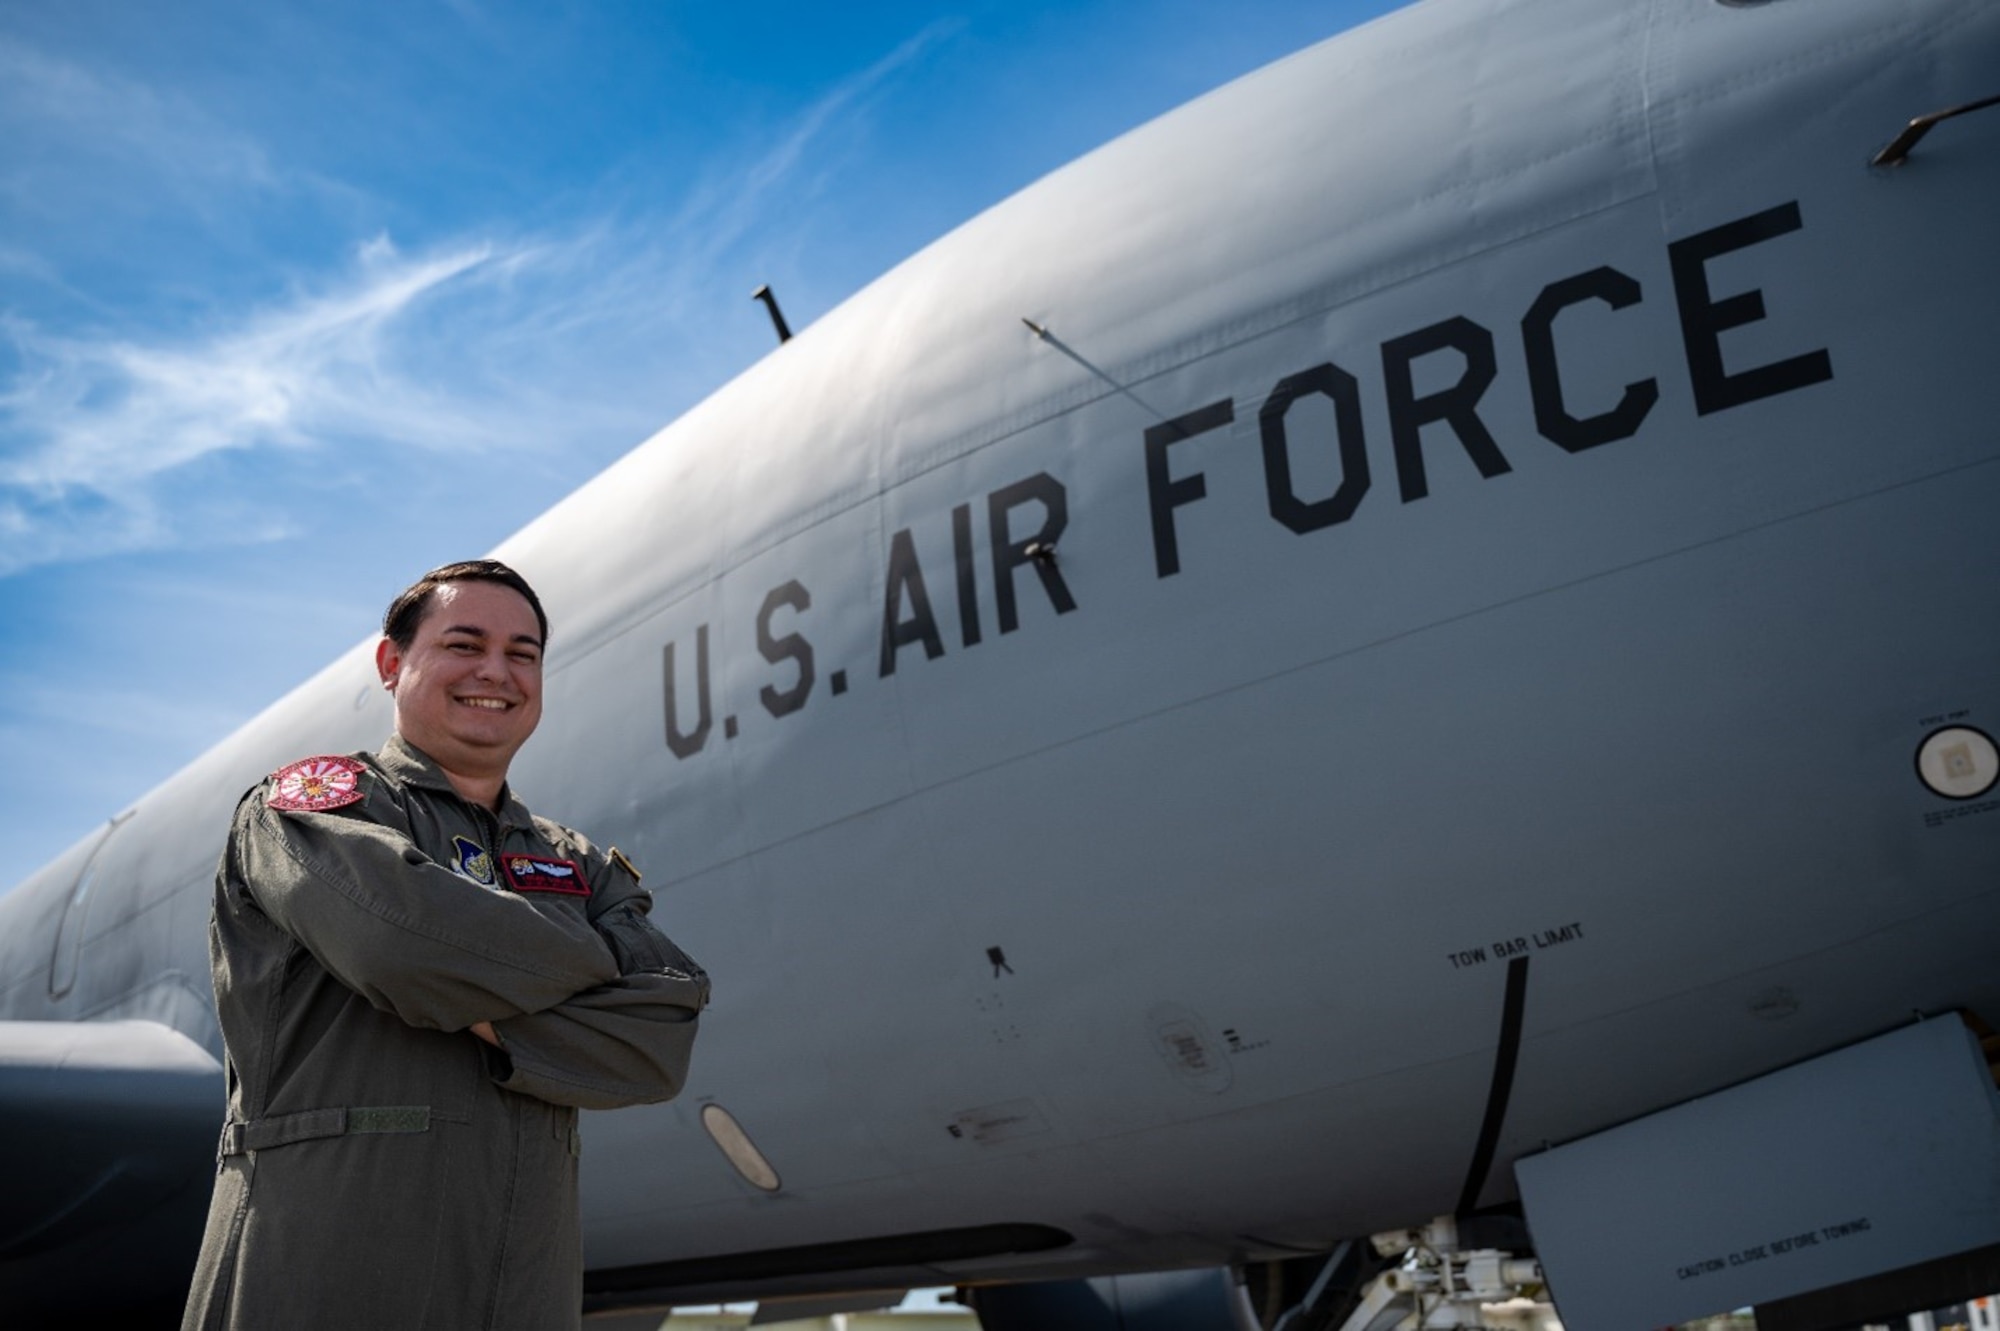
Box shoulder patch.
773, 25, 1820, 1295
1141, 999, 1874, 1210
268, 756, 366, 812
502, 854, 590, 897
450, 836, 497, 886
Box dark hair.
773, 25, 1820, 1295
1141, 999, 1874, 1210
383, 560, 549, 651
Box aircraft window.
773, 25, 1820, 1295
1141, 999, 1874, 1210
700, 1103, 782, 1192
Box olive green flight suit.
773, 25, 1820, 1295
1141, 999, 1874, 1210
181, 736, 707, 1331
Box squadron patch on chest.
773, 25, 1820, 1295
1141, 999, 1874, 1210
450, 836, 497, 887
267, 756, 365, 812
502, 855, 589, 896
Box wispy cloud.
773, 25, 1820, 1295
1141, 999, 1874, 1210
0, 18, 959, 579
0, 37, 280, 217
666, 20, 963, 277
0, 243, 518, 573
5, 243, 495, 488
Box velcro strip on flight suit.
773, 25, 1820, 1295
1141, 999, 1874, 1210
219, 1105, 431, 1155
346, 1106, 432, 1134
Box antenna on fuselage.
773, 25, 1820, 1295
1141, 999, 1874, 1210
752, 285, 793, 344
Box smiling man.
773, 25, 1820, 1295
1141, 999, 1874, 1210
182, 560, 708, 1331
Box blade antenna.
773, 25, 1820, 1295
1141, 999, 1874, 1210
753, 285, 793, 344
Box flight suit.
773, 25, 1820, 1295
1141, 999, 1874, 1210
181, 735, 708, 1331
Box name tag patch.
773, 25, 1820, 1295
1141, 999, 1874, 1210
503, 855, 588, 896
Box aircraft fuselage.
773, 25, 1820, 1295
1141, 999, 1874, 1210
2, 0, 1997, 1318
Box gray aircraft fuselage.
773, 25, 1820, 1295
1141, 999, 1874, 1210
2, 0, 1997, 1321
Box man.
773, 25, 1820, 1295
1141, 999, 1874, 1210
182, 560, 707, 1331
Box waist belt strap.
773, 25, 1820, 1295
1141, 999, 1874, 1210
219, 1105, 431, 1156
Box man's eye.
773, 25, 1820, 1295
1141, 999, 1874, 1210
447, 641, 478, 653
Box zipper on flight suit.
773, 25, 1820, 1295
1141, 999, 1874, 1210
470, 802, 504, 889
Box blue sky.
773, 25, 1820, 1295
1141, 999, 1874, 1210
0, 0, 1399, 885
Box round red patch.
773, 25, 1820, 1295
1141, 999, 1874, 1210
267, 756, 366, 812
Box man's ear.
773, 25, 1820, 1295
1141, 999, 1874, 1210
375, 637, 401, 691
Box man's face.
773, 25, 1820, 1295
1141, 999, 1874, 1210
375, 580, 544, 780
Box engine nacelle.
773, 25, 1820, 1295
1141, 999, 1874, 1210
965, 1267, 1259, 1331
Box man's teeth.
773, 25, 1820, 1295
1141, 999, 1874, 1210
459, 698, 509, 710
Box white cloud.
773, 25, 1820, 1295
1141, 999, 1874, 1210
0, 37, 281, 215
357, 232, 401, 268
0, 18, 959, 579
3, 243, 496, 488
667, 20, 962, 276
0, 242, 533, 573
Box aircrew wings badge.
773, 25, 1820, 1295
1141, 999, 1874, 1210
267, 756, 366, 812
502, 855, 590, 896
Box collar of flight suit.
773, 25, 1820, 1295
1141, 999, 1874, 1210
374, 733, 538, 835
